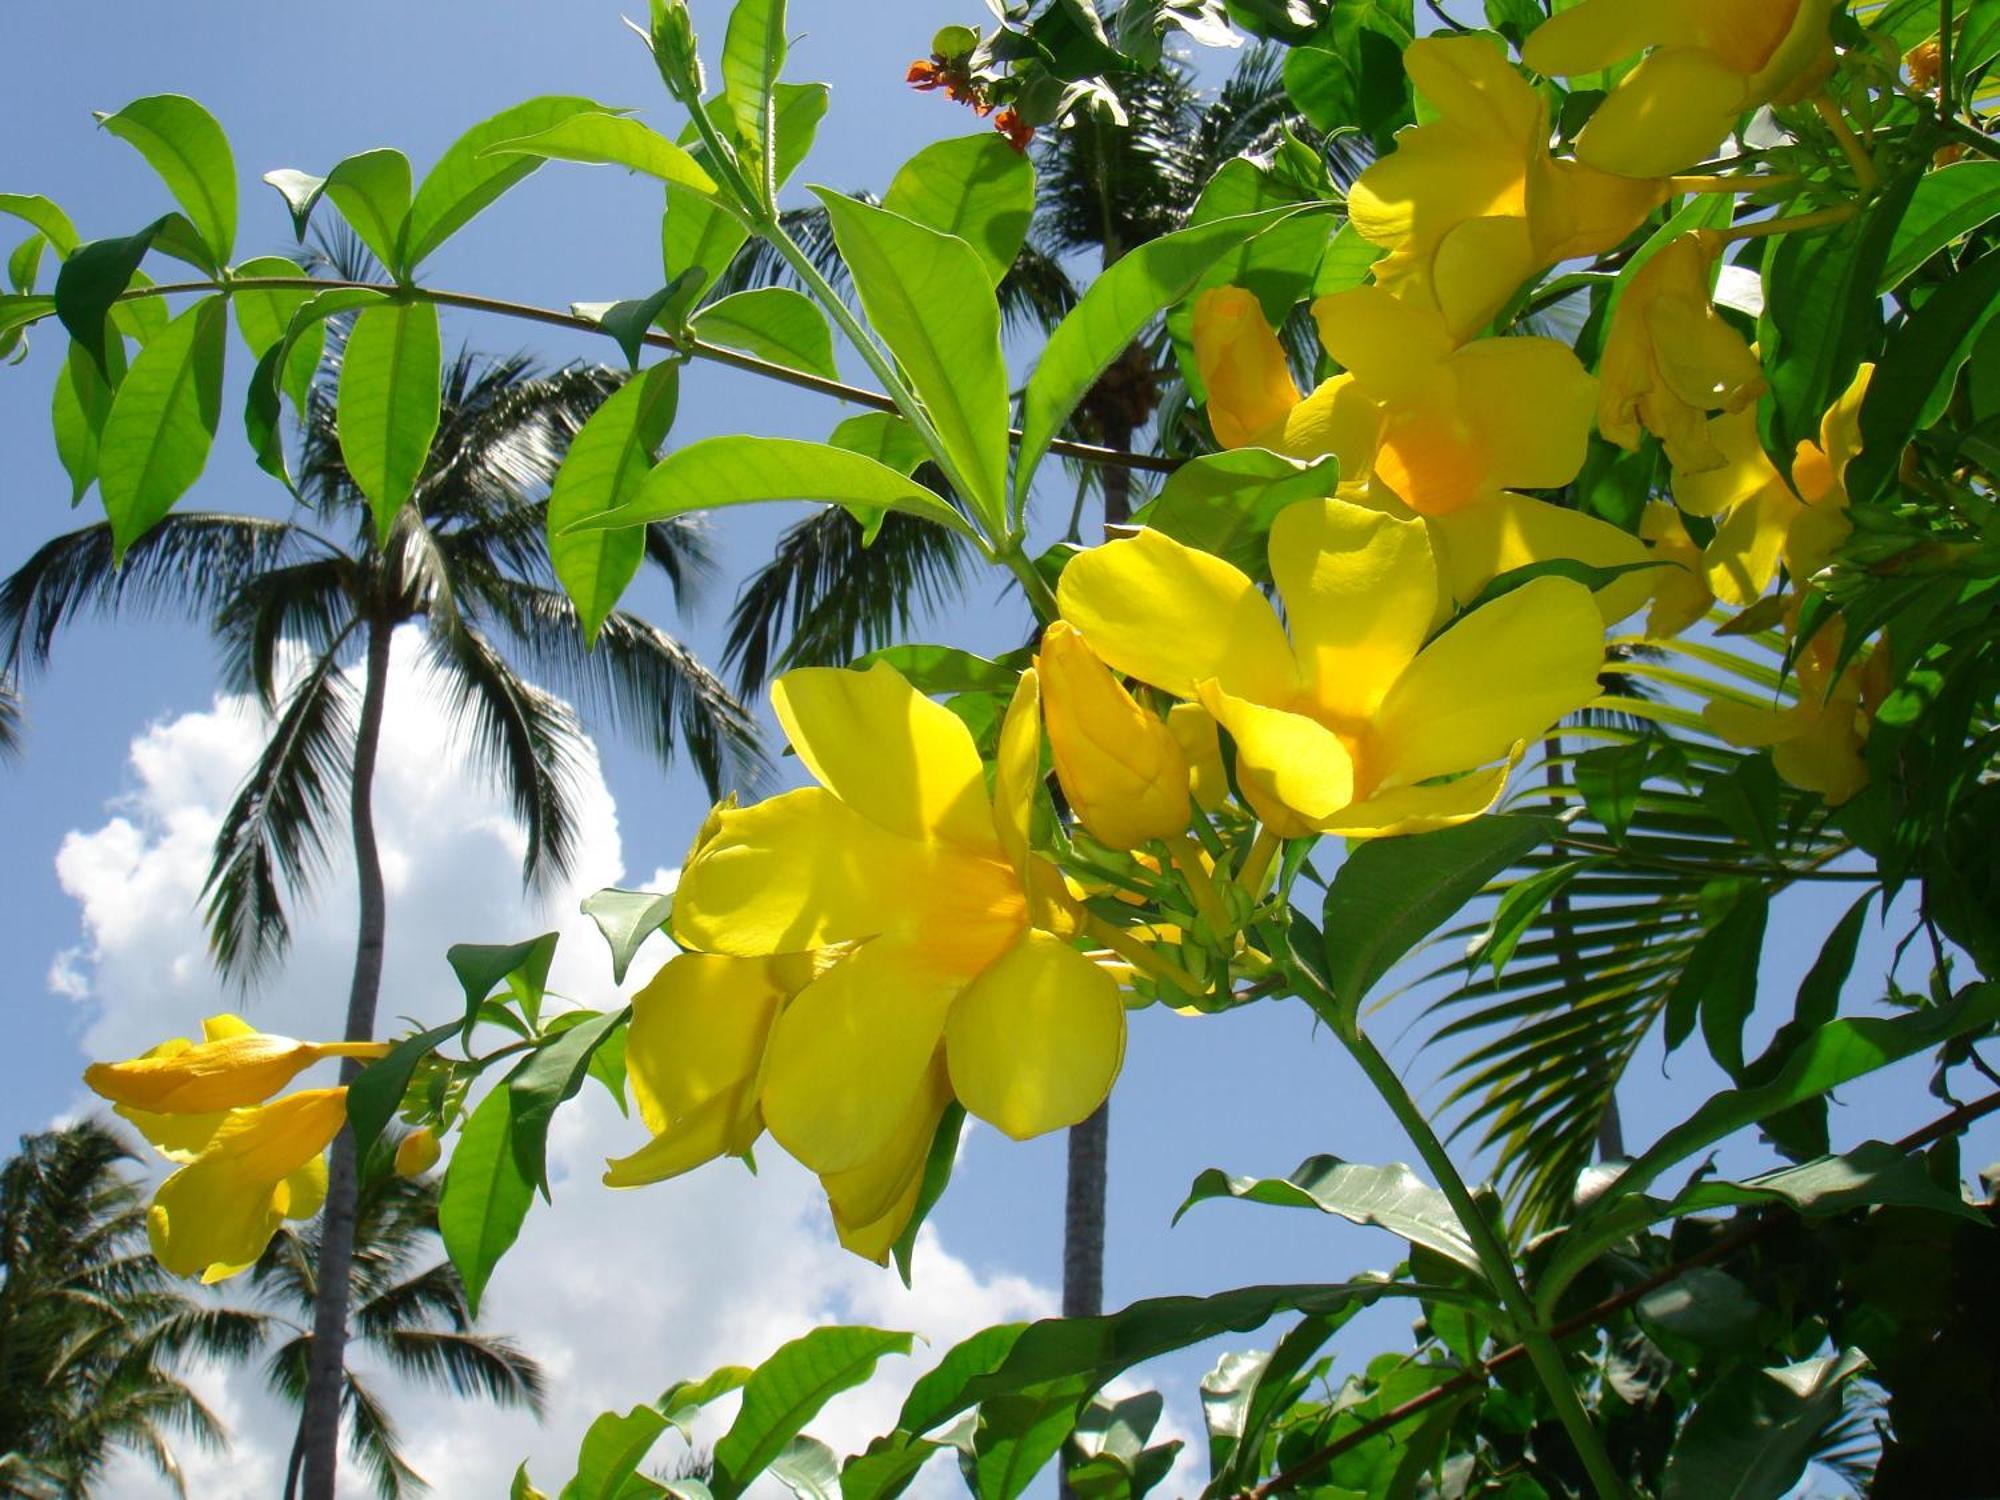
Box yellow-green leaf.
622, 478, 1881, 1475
337, 299, 442, 541
98, 295, 227, 560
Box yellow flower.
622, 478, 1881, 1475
1348, 35, 1665, 340
669, 661, 1126, 1180
143, 1089, 347, 1282
1193, 284, 1652, 623
1057, 498, 1607, 838
1599, 233, 1766, 473
1037, 621, 1190, 849
1784, 362, 1872, 581
1168, 704, 1230, 813
84, 1012, 387, 1115
1523, 0, 1838, 179
1704, 615, 1889, 805
1639, 500, 1715, 638
393, 1126, 442, 1179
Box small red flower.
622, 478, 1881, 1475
907, 58, 946, 89
994, 108, 1033, 153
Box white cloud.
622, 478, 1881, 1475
49, 628, 1063, 1499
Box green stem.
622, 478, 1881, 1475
1341, 1029, 1627, 1500
999, 544, 1061, 625
1083, 914, 1207, 1002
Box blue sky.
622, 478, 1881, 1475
3, 1, 1994, 1491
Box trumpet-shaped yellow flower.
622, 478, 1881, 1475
1348, 36, 1664, 339
1037, 621, 1190, 849
669, 661, 1125, 1181
1168, 704, 1230, 813
145, 1089, 347, 1282
1705, 616, 1889, 805
1523, 0, 1837, 178
84, 1012, 386, 1115
1783, 362, 1871, 581
394, 1127, 442, 1179
1639, 501, 1716, 638
1599, 233, 1766, 473
1057, 499, 1607, 838
1193, 285, 1651, 623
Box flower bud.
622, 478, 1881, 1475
1037, 621, 1189, 849
1192, 287, 1301, 450
394, 1126, 442, 1179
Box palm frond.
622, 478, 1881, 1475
342, 1373, 426, 1500
213, 556, 358, 706
200, 641, 360, 981
0, 677, 22, 756
721, 506, 972, 695
377, 1328, 547, 1414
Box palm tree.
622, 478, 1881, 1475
0, 1120, 269, 1497
0, 342, 761, 1500
0, 680, 19, 757
252, 1163, 545, 1499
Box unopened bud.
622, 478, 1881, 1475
394, 1126, 441, 1178
1037, 622, 1189, 849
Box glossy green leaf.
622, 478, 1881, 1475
1661, 1350, 1869, 1500
1206, 1317, 1349, 1496
721, 0, 787, 180
51, 336, 123, 505
811, 188, 1009, 527
511, 1462, 549, 1500
549, 363, 679, 643
448, 932, 560, 1035
572, 283, 690, 371
711, 1326, 915, 1500
692, 287, 838, 380
849, 645, 1017, 694
1322, 815, 1560, 1026
403, 95, 608, 267
968, 1376, 1091, 1500
1662, 886, 1769, 1075
882, 134, 1035, 286
891, 1101, 966, 1287
509, 1008, 626, 1197
7, 233, 46, 295
54, 217, 183, 376
484, 114, 721, 197
1605, 982, 2000, 1205
828, 412, 927, 475
1572, 739, 1649, 841
580, 886, 677, 985
1177, 1155, 1480, 1272
346, 1020, 460, 1166
337, 299, 443, 540
0, 193, 80, 257
230, 254, 321, 414
660, 1364, 755, 1438
841, 1432, 946, 1500
769, 1437, 840, 1500
562, 1404, 670, 1500
320, 149, 415, 274
96, 95, 236, 266
1880, 160, 2000, 288
585, 434, 979, 540
1015, 204, 1325, 511
1130, 450, 1341, 581
438, 1077, 535, 1318
1471, 858, 1602, 979
98, 295, 227, 560
1851, 246, 2000, 503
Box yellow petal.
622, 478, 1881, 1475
1168, 703, 1230, 812
1261, 371, 1382, 471
1575, 47, 1751, 178
1038, 623, 1190, 850
1639, 500, 1715, 639
1405, 34, 1544, 141
1704, 483, 1800, 605
945, 931, 1125, 1141
1521, 0, 1689, 76
1673, 407, 1792, 518
1193, 287, 1302, 448
116, 1102, 228, 1163
1269, 499, 1436, 724
393, 1127, 442, 1179
671, 787, 947, 956
1431, 215, 1541, 342
1530, 156, 1668, 264
822, 1054, 951, 1238
86, 1033, 353, 1115
1785, 494, 1852, 581
1774, 705, 1869, 804
772, 663, 996, 853
603, 1089, 751, 1187
1446, 337, 1598, 491
1056, 529, 1298, 704
201, 1014, 259, 1042
759, 939, 958, 1175
1322, 759, 1516, 838
280, 1152, 329, 1221
1371, 577, 1605, 787
993, 667, 1041, 882
1426, 492, 1654, 625
1311, 286, 1453, 403
626, 953, 787, 1136
1704, 698, 1803, 748
1196, 681, 1357, 838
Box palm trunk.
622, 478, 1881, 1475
295, 617, 394, 1500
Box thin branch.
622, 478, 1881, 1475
116, 277, 1184, 477
1240, 1088, 2000, 1499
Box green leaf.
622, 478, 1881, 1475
403, 96, 609, 267
262, 167, 326, 241
891, 1101, 967, 1287
1880, 160, 2000, 289
841, 1432, 946, 1500
0, 193, 80, 257
96, 95, 236, 266
1572, 740, 1648, 841
1471, 858, 1603, 979
230, 254, 320, 414
585, 434, 978, 540
573, 283, 690, 372
510, 1008, 626, 1198
1661, 1350, 1869, 1500
882, 134, 1035, 286
849, 645, 1017, 694
1322, 815, 1560, 1025
1130, 449, 1341, 581
769, 1437, 841, 1500
1015, 204, 1328, 510
438, 1077, 536, 1318
54, 218, 181, 376
580, 886, 676, 985
337, 299, 443, 541
52, 336, 123, 505
1175, 1155, 1481, 1274
968, 1377, 1092, 1500
660, 1365, 754, 1438
512, 1462, 550, 1500
321, 149, 415, 275
562, 1405, 671, 1500
1206, 1318, 1349, 1497
828, 412, 928, 475
721, 0, 787, 180
812, 188, 1011, 531
1604, 982, 2000, 1206
1793, 889, 1870, 1033
1662, 886, 1769, 1076
98, 295, 227, 561
1851, 245, 2000, 504
692, 287, 838, 380
347, 1020, 459, 1166
711, 1327, 915, 1500
484, 114, 721, 197
549, 363, 680, 643
1758, 174, 1914, 458
448, 932, 560, 1034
